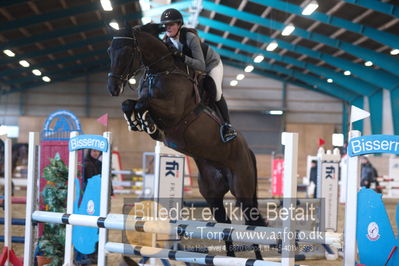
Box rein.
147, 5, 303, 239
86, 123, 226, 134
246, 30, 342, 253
108, 29, 196, 91
107, 36, 142, 84
108, 33, 174, 86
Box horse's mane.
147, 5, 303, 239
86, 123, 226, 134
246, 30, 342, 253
115, 23, 186, 71
134, 24, 188, 71
138, 23, 165, 39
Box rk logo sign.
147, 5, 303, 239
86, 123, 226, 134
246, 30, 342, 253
165, 161, 179, 177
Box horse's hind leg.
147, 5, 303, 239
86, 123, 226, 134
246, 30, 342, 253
229, 154, 266, 260
194, 158, 235, 257
236, 197, 266, 260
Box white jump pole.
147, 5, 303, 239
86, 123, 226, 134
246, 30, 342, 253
344, 130, 361, 266
1, 134, 12, 266
98, 131, 112, 266
64, 131, 112, 265
63, 131, 79, 265
30, 210, 342, 247
23, 132, 40, 266
105, 242, 282, 266
281, 132, 298, 266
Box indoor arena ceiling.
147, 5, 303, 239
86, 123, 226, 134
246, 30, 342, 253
0, 0, 399, 102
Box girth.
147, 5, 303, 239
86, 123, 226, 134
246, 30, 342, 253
164, 104, 222, 151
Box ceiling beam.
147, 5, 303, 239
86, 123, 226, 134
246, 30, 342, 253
281, 1, 345, 68
1, 49, 107, 85
216, 0, 247, 49
0, 0, 136, 32
0, 13, 138, 51
0, 35, 108, 67
3, 68, 109, 96
214, 46, 359, 102
341, 0, 399, 18
142, 1, 191, 17
202, 1, 399, 76
0, 1, 191, 64
199, 30, 376, 96
2, 60, 109, 95
198, 16, 399, 91
223, 59, 339, 100
0, 0, 30, 8
251, 0, 399, 50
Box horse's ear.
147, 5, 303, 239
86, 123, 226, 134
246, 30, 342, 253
141, 23, 165, 37
122, 21, 131, 31
106, 24, 119, 36
105, 20, 132, 37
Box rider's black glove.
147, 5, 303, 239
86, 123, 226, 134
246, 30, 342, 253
154, 23, 166, 34
172, 50, 185, 62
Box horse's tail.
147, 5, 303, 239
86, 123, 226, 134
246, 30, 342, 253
249, 149, 259, 207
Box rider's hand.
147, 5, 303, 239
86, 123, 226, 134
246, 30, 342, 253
142, 23, 166, 35
155, 23, 166, 34
172, 50, 185, 61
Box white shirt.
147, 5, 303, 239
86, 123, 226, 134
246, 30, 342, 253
170, 37, 182, 51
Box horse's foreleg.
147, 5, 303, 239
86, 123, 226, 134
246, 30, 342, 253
133, 99, 163, 138
122, 99, 164, 141
121, 99, 143, 132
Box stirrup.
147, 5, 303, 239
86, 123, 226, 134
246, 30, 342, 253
220, 123, 237, 143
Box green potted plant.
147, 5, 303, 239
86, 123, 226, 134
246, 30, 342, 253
37, 153, 68, 266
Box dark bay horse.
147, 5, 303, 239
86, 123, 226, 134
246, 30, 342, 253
107, 25, 267, 259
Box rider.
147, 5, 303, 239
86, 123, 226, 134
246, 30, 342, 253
160, 8, 237, 143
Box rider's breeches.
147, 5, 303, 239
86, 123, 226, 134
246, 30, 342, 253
208, 60, 224, 102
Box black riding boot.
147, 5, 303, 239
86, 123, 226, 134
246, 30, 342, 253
216, 96, 237, 143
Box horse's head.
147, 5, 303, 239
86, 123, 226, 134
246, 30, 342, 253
107, 24, 175, 96
107, 25, 141, 96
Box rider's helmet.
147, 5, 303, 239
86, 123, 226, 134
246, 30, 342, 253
160, 8, 184, 25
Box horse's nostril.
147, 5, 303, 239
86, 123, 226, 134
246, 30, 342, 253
107, 86, 118, 96
107, 80, 122, 96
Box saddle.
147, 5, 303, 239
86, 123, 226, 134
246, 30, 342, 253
197, 74, 217, 106
159, 74, 227, 150
121, 71, 226, 149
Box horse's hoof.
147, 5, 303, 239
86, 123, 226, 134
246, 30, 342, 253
120, 256, 139, 266
123, 114, 142, 132
263, 219, 269, 227
226, 251, 235, 257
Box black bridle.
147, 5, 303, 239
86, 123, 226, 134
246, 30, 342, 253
107, 34, 142, 87
107, 29, 174, 91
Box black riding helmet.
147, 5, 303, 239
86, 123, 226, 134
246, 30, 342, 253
160, 8, 184, 25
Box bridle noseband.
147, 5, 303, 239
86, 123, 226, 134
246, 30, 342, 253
107, 35, 143, 86
107, 30, 174, 92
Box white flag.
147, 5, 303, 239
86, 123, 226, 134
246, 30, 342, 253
350, 105, 370, 123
